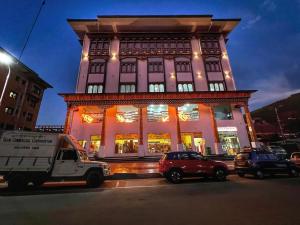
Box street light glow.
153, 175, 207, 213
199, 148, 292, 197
0, 52, 13, 65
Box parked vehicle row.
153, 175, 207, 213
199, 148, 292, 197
234, 150, 299, 179
1, 131, 299, 190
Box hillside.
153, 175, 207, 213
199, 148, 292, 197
251, 93, 300, 133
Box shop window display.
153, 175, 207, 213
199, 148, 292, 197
115, 134, 139, 154
218, 127, 240, 155
116, 105, 139, 123
178, 104, 199, 121
89, 135, 101, 153
214, 105, 233, 120
147, 104, 169, 122
148, 133, 171, 153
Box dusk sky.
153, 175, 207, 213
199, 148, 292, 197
0, 0, 299, 125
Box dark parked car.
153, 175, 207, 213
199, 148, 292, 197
159, 151, 228, 183
234, 150, 299, 179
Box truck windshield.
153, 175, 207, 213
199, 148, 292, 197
69, 135, 85, 151
78, 150, 89, 161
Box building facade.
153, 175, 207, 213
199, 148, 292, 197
61, 15, 258, 158
0, 47, 52, 131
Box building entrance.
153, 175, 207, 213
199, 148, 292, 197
181, 133, 205, 154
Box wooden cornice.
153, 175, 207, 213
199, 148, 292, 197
59, 90, 256, 106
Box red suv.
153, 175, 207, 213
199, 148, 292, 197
159, 151, 228, 183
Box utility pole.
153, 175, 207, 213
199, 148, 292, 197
19, 0, 46, 60
275, 106, 285, 143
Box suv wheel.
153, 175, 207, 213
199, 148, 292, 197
255, 170, 265, 179
237, 172, 245, 177
289, 168, 299, 177
167, 169, 183, 184
214, 168, 227, 181
86, 171, 104, 188
8, 174, 28, 191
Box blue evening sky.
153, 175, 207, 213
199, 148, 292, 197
0, 0, 299, 125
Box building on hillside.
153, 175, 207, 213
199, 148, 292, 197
0, 47, 52, 131
35, 125, 64, 133
60, 15, 258, 157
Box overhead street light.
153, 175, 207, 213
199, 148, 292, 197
0, 51, 14, 107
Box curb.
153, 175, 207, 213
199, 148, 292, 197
106, 169, 236, 180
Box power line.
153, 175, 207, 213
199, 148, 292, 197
19, 0, 46, 60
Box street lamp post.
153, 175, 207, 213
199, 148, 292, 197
0, 52, 13, 107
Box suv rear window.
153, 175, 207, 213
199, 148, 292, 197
236, 153, 250, 160
254, 152, 277, 161
166, 152, 189, 160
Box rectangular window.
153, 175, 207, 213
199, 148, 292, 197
115, 134, 139, 154
209, 82, 225, 92
120, 62, 136, 73
175, 61, 191, 72
9, 91, 18, 100
214, 105, 233, 120
177, 83, 194, 92
148, 133, 171, 153
178, 104, 199, 121
116, 105, 139, 123
4, 107, 14, 115
205, 61, 221, 72
87, 84, 104, 93
149, 83, 165, 93
120, 84, 136, 93
26, 113, 33, 121
33, 85, 41, 95
27, 96, 37, 108
147, 104, 169, 122
89, 62, 105, 73
148, 62, 163, 73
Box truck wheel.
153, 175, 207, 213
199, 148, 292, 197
86, 171, 104, 188
255, 170, 265, 179
237, 172, 245, 177
8, 174, 28, 191
214, 168, 227, 181
289, 168, 299, 177
166, 169, 183, 184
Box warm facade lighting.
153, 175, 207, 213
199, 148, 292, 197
111, 52, 117, 60
225, 71, 231, 79
193, 52, 199, 59
82, 114, 94, 123
82, 53, 89, 61
197, 72, 202, 78
162, 116, 169, 122
222, 52, 228, 60
170, 72, 175, 79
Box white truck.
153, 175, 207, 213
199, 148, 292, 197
0, 131, 110, 190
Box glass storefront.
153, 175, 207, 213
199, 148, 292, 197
214, 105, 233, 120
181, 133, 205, 154
148, 133, 171, 153
218, 127, 240, 155
116, 105, 139, 123
147, 104, 169, 122
90, 135, 101, 153
178, 104, 199, 121
115, 134, 139, 154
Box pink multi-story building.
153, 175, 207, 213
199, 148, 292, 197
61, 15, 258, 158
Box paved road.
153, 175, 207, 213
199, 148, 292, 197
1, 175, 300, 225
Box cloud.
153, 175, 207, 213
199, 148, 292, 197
249, 74, 300, 110
260, 0, 277, 11
242, 15, 262, 30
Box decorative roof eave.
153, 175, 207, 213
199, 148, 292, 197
67, 15, 241, 41
59, 90, 256, 106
